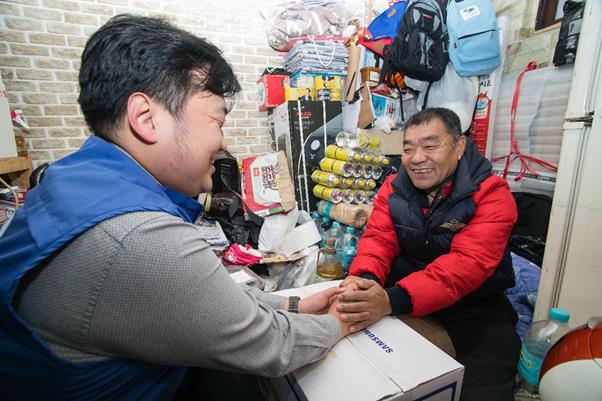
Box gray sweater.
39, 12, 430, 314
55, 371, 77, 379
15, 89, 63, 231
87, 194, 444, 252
15, 211, 340, 376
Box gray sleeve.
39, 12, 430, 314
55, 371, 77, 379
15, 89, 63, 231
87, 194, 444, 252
87, 214, 340, 376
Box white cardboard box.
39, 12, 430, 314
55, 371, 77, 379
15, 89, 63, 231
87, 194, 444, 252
268, 282, 464, 401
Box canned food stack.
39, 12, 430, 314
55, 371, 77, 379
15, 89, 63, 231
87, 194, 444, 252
310, 131, 390, 205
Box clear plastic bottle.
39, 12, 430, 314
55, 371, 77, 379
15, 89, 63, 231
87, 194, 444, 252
320, 217, 332, 247
340, 226, 357, 275
518, 308, 571, 394
311, 211, 322, 231
326, 221, 344, 256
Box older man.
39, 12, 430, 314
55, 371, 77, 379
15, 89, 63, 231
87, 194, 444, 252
0, 14, 358, 401
339, 108, 521, 401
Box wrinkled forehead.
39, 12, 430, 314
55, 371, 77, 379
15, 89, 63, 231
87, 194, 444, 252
403, 120, 454, 145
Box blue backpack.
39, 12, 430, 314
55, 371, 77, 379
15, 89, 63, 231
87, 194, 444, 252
366, 1, 409, 41
447, 0, 500, 76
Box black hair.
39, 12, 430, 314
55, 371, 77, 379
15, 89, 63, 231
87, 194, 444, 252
78, 14, 241, 139
403, 107, 462, 140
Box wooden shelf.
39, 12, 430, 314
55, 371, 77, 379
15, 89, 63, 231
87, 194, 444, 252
0, 156, 33, 188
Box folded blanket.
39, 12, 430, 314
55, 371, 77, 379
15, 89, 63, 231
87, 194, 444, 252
505, 253, 541, 339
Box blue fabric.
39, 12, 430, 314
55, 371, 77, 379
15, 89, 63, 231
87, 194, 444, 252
505, 253, 541, 339
447, 0, 501, 76
0, 135, 202, 401
366, 1, 408, 40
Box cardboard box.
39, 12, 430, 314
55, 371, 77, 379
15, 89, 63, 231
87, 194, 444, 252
257, 75, 290, 111
270, 101, 343, 212
265, 282, 464, 401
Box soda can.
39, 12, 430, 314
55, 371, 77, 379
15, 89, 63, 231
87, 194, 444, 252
342, 189, 354, 204
313, 185, 343, 203
311, 170, 341, 187
326, 145, 361, 162
352, 163, 364, 178
362, 164, 373, 179
372, 165, 383, 180
319, 158, 353, 177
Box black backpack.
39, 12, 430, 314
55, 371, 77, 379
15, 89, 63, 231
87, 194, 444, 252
553, 0, 585, 66
204, 150, 264, 247
381, 0, 449, 84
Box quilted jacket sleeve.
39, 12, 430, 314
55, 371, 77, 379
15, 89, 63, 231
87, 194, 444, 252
398, 175, 517, 316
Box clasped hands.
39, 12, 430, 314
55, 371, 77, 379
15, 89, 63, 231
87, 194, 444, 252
294, 277, 391, 338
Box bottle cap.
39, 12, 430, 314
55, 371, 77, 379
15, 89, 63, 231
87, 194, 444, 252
323, 217, 330, 222
346, 226, 355, 233
332, 221, 341, 227
549, 308, 570, 323
311, 211, 319, 218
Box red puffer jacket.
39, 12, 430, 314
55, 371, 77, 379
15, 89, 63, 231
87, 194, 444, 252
350, 173, 517, 317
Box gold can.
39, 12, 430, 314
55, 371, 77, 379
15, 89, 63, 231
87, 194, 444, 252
362, 164, 373, 179
313, 185, 342, 203
319, 158, 353, 177
352, 189, 367, 204
341, 189, 354, 204
352, 163, 364, 178
365, 178, 377, 190
339, 176, 354, 189
353, 178, 367, 189
372, 165, 383, 180
360, 151, 374, 164
311, 170, 341, 187
376, 155, 391, 166
325, 145, 361, 162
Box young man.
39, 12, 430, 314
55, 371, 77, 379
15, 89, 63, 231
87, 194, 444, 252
0, 15, 356, 400
338, 108, 521, 401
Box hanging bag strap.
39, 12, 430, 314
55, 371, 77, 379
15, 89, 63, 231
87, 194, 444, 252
492, 61, 558, 181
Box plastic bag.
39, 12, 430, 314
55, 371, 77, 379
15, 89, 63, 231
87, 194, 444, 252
276, 245, 320, 290
425, 64, 479, 132
265, 0, 346, 51
258, 208, 299, 252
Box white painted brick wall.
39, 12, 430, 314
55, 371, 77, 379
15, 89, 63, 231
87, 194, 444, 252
4, 1, 562, 163
493, 0, 561, 73
0, 0, 364, 165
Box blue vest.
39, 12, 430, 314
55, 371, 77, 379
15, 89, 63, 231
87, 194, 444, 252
0, 136, 202, 400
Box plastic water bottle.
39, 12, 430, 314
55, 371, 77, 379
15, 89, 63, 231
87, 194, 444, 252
518, 308, 571, 394
341, 226, 357, 275
320, 217, 332, 247
311, 211, 322, 231
326, 221, 344, 253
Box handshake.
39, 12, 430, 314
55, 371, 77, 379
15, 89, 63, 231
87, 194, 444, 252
291, 277, 393, 338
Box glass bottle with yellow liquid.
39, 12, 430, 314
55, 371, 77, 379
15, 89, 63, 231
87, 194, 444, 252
314, 237, 343, 282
